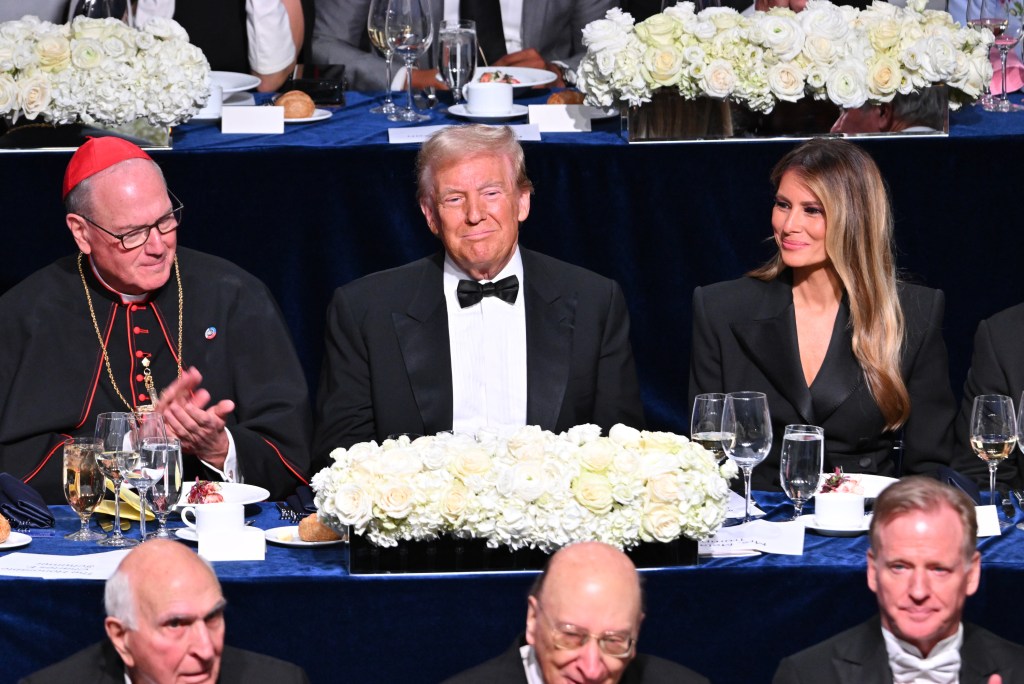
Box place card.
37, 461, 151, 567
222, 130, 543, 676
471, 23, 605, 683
198, 527, 266, 562
976, 505, 1001, 537
726, 489, 765, 519
387, 124, 541, 144
528, 105, 592, 133
0, 549, 129, 579
221, 106, 284, 134
699, 519, 805, 557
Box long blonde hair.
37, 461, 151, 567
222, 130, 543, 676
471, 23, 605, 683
749, 139, 909, 429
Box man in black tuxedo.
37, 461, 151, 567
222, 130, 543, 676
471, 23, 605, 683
19, 540, 309, 684
312, 125, 643, 469
774, 477, 1024, 684
442, 541, 709, 684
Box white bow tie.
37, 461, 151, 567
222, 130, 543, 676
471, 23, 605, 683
889, 644, 961, 684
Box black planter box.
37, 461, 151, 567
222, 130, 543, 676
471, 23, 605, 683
347, 534, 698, 574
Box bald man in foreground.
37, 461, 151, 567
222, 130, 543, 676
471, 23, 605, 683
20, 540, 308, 684
442, 541, 709, 684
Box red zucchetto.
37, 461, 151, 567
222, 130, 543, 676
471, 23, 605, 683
62, 136, 153, 199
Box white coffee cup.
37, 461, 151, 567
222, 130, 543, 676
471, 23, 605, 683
196, 84, 223, 119
181, 502, 243, 536
464, 82, 513, 115
814, 492, 865, 530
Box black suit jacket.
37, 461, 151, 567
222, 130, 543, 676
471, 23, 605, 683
953, 302, 1024, 487
773, 617, 1024, 684
689, 275, 955, 491
313, 249, 644, 469
18, 641, 310, 684
442, 637, 710, 684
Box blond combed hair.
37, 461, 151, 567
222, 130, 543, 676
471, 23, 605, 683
749, 139, 909, 430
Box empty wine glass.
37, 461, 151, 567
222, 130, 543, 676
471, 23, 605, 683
779, 424, 824, 520
690, 393, 730, 463
63, 437, 107, 541
722, 391, 772, 524
970, 394, 1016, 528
368, 0, 398, 115
439, 19, 477, 107
73, 0, 134, 25
95, 412, 139, 547
386, 0, 434, 123
145, 438, 183, 539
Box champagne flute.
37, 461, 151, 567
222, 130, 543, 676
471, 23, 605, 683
439, 19, 477, 107
62, 437, 107, 541
722, 391, 772, 524
386, 0, 434, 123
368, 0, 398, 115
970, 394, 1016, 528
95, 412, 139, 547
145, 438, 183, 539
690, 393, 731, 463
779, 424, 824, 521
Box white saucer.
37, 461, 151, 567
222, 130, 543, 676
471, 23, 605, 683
265, 525, 347, 547
175, 528, 198, 542
799, 513, 872, 537
0, 531, 31, 550
284, 108, 332, 124
448, 104, 528, 121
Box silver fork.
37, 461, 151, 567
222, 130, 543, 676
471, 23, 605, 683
276, 502, 301, 522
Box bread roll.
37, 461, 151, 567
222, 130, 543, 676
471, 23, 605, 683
547, 90, 585, 105
298, 513, 342, 542
277, 91, 316, 119
0, 513, 9, 544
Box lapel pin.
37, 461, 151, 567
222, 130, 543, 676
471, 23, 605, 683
205, 327, 217, 340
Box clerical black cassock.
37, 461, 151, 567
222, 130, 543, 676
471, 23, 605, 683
0, 247, 311, 503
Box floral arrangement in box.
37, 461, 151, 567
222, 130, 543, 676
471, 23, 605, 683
577, 0, 993, 114
311, 424, 738, 553
0, 15, 209, 128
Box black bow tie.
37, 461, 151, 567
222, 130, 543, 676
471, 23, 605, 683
456, 275, 519, 308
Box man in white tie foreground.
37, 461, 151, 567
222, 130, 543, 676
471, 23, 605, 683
773, 476, 1024, 684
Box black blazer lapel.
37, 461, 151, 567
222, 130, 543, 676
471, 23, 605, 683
809, 300, 864, 424
832, 620, 893, 684
730, 279, 814, 423
393, 254, 453, 434
522, 250, 574, 430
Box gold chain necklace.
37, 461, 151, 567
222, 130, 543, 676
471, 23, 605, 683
78, 252, 184, 412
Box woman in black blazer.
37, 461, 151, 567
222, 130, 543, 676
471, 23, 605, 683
689, 139, 955, 491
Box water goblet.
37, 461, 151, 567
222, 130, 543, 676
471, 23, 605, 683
722, 391, 772, 524
439, 20, 477, 107
62, 437, 107, 541
970, 394, 1016, 528
386, 0, 434, 123
368, 0, 398, 114
127, 411, 168, 540
779, 424, 824, 521
140, 437, 182, 539
967, 0, 1000, 110
690, 393, 731, 463
95, 412, 139, 547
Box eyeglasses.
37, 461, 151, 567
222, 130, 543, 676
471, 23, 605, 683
77, 191, 184, 250
535, 602, 635, 658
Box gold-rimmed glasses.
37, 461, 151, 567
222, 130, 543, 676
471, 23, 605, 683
534, 602, 635, 658
76, 190, 183, 250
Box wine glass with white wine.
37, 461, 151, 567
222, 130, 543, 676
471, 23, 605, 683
970, 394, 1016, 528
63, 437, 107, 541
690, 393, 731, 463
368, 0, 398, 115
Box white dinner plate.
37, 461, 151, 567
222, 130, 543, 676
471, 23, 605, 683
175, 482, 270, 507
264, 525, 347, 547
175, 528, 198, 543
800, 513, 872, 537
284, 108, 332, 124
472, 66, 558, 88
448, 104, 528, 121
0, 531, 32, 550
210, 71, 261, 94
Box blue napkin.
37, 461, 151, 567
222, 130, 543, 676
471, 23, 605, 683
285, 485, 317, 518
0, 473, 55, 528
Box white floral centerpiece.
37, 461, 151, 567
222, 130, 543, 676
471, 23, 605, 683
577, 0, 993, 115
0, 15, 209, 128
311, 423, 738, 554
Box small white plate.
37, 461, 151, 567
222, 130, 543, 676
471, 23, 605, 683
210, 71, 261, 94
800, 513, 872, 537
176, 482, 270, 507
472, 66, 557, 88
284, 108, 332, 124
175, 528, 198, 543
448, 104, 528, 121
265, 525, 347, 547
223, 92, 255, 106
0, 531, 32, 550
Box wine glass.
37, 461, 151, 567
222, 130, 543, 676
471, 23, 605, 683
62, 437, 107, 541
386, 0, 434, 123
690, 393, 730, 463
968, 0, 1024, 112
73, 0, 134, 26
145, 438, 183, 539
722, 391, 772, 524
970, 394, 1016, 528
125, 412, 167, 540
779, 424, 824, 521
368, 0, 399, 115
95, 412, 139, 547
439, 19, 477, 107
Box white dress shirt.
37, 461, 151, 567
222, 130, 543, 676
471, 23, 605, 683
443, 247, 528, 436
883, 624, 964, 684
520, 644, 545, 684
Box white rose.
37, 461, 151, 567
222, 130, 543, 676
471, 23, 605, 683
635, 14, 682, 48
574, 471, 614, 515
866, 55, 901, 98
0, 74, 17, 115
510, 461, 547, 502
35, 34, 71, 72
767, 62, 806, 102
565, 423, 602, 445
825, 59, 868, 108
440, 483, 470, 524
71, 38, 104, 70
719, 459, 739, 480
703, 58, 736, 98
647, 473, 682, 503
582, 17, 631, 53
144, 18, 190, 42
449, 446, 492, 479
641, 504, 682, 542
579, 439, 617, 472
332, 483, 373, 528
375, 482, 415, 519
758, 15, 804, 62
609, 423, 642, 448
18, 73, 51, 120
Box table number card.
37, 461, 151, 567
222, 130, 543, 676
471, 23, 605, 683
221, 106, 284, 134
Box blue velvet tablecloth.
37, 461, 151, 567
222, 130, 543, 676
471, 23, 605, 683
4, 492, 1024, 684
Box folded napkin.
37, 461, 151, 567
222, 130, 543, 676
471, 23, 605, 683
991, 47, 1024, 95
94, 481, 155, 522
285, 485, 317, 518
0, 473, 54, 528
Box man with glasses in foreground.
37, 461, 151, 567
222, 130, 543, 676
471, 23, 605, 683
0, 137, 311, 502
442, 541, 709, 684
